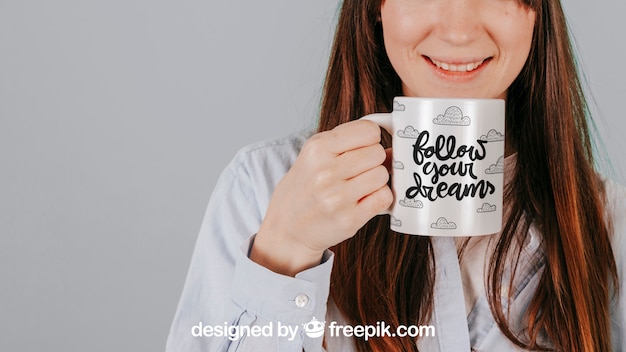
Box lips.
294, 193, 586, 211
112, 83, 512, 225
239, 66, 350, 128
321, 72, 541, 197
426, 56, 490, 72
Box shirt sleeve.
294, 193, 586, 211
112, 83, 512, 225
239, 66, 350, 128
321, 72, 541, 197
165, 143, 334, 352
606, 178, 626, 351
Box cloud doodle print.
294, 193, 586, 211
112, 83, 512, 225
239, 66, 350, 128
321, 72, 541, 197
397, 126, 420, 138
477, 203, 497, 213
485, 156, 505, 174
431, 217, 457, 230
390, 216, 402, 227
393, 160, 405, 170
393, 100, 406, 111
433, 106, 471, 126
480, 129, 504, 142
399, 197, 423, 208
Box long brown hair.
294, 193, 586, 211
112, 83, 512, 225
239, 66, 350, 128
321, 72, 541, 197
318, 0, 618, 351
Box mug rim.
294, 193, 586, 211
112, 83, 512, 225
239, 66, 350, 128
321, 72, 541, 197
394, 96, 504, 104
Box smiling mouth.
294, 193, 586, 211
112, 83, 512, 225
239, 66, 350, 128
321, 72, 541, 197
426, 57, 490, 72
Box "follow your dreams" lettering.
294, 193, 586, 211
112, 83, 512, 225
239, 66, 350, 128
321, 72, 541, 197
406, 130, 496, 202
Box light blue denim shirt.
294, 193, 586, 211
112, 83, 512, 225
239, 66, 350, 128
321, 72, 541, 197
166, 130, 626, 352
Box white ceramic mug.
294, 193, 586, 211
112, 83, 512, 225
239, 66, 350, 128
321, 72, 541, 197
363, 97, 505, 236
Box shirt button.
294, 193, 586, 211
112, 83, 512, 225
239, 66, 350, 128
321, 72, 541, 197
294, 294, 310, 308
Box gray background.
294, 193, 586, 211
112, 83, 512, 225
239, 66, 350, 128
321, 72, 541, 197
1, 1, 624, 351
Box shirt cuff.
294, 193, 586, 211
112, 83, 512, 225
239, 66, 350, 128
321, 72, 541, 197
231, 234, 334, 326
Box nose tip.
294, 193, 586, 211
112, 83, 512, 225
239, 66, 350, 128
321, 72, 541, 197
441, 30, 479, 46
434, 4, 481, 45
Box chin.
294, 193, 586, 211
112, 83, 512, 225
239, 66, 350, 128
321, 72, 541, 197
403, 87, 504, 100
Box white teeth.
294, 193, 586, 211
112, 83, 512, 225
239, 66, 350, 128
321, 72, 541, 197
431, 58, 485, 72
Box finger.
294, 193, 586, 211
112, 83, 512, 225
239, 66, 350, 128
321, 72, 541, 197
325, 120, 382, 155
344, 165, 390, 204
354, 184, 393, 225
335, 143, 386, 180
382, 148, 393, 173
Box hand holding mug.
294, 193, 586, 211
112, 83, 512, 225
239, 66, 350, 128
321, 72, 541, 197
252, 120, 393, 275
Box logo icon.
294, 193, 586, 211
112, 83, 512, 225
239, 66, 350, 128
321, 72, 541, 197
303, 317, 325, 338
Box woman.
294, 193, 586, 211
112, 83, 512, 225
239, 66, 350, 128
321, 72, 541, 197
167, 0, 625, 351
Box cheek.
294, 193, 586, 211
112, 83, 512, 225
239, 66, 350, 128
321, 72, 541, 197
498, 10, 536, 74
381, 4, 430, 52
494, 13, 535, 99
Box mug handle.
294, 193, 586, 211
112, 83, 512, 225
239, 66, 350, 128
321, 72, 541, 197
360, 113, 393, 215
360, 113, 393, 134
